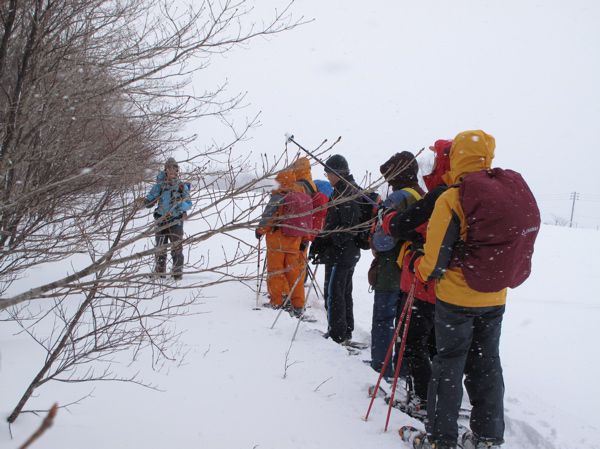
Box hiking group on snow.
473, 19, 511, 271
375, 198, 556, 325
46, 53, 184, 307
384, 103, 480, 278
144, 130, 541, 449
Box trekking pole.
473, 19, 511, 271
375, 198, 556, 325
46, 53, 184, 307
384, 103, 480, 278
270, 262, 307, 330
285, 134, 379, 207
258, 250, 267, 296
253, 238, 262, 310
304, 263, 320, 302
364, 278, 417, 423
292, 257, 310, 343
384, 282, 417, 432
286, 134, 425, 208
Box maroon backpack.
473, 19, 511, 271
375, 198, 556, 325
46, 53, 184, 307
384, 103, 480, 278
455, 168, 541, 292
280, 191, 314, 237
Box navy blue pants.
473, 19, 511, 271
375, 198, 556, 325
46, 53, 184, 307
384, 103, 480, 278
426, 300, 505, 447
370, 290, 399, 378
324, 264, 356, 343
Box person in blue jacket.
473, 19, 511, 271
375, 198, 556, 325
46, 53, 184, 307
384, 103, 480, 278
144, 157, 192, 279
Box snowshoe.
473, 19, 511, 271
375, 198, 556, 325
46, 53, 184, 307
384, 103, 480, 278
340, 339, 369, 350
289, 307, 317, 322
389, 395, 428, 421
459, 431, 502, 449
262, 302, 281, 309
367, 384, 387, 398
399, 426, 428, 448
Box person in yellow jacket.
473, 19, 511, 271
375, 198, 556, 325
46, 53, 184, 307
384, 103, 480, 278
256, 169, 306, 314
412, 130, 505, 449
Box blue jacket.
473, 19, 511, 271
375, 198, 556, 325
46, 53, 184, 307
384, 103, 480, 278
144, 171, 192, 220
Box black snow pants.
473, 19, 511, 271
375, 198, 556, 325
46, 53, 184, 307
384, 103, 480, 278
426, 299, 505, 448
398, 294, 435, 403
324, 263, 356, 343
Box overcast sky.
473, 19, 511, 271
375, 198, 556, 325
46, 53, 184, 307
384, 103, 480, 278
192, 0, 600, 228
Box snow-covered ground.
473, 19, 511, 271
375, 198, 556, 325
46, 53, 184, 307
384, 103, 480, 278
1, 223, 599, 449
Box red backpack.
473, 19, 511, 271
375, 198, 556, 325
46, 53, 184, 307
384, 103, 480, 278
453, 168, 541, 292
297, 179, 329, 239
280, 191, 314, 237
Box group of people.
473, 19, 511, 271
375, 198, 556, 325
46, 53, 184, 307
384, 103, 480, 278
142, 130, 540, 449
255, 129, 540, 449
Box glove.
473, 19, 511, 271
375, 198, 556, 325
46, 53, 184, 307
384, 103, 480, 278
299, 241, 308, 251
255, 229, 263, 240
308, 239, 321, 263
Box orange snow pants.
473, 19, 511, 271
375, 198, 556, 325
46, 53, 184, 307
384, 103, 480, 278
266, 230, 305, 309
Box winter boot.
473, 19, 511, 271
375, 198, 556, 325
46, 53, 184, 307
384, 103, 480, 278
154, 261, 166, 278
404, 392, 428, 421
459, 431, 502, 449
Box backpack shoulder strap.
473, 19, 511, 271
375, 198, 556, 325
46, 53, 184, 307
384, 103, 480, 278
401, 187, 423, 201
297, 179, 316, 195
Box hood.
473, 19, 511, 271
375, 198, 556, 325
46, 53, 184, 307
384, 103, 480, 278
379, 151, 419, 190
423, 139, 452, 191
274, 168, 296, 191
314, 179, 334, 198
292, 157, 313, 181
446, 130, 495, 184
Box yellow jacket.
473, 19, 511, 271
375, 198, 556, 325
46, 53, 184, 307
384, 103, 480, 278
416, 130, 507, 307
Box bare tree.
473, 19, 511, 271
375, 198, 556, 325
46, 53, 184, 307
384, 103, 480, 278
0, 0, 307, 423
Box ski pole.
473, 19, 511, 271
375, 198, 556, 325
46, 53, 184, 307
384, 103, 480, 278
270, 260, 307, 330
384, 284, 416, 432
253, 238, 262, 310
364, 278, 417, 423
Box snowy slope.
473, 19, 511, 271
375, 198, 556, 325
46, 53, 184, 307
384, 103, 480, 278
1, 224, 599, 449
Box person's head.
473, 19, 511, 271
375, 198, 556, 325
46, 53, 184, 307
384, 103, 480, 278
379, 151, 418, 190
324, 154, 349, 186
448, 130, 495, 184
291, 157, 313, 181
274, 168, 296, 191
164, 157, 179, 180
423, 139, 452, 191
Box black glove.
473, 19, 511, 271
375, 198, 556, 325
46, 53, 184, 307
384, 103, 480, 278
308, 239, 322, 263
255, 229, 262, 240
300, 241, 308, 251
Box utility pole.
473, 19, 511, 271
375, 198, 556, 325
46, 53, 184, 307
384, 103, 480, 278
569, 191, 580, 228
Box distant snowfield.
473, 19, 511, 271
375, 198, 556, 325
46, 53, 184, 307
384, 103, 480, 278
1, 224, 598, 449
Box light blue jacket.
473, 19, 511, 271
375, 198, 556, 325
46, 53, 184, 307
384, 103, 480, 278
145, 171, 192, 220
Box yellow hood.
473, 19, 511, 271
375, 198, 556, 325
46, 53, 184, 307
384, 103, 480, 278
446, 130, 496, 184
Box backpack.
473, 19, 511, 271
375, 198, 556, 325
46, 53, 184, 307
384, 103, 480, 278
371, 188, 422, 252
297, 179, 329, 238
354, 191, 382, 250
280, 191, 314, 237
453, 168, 540, 292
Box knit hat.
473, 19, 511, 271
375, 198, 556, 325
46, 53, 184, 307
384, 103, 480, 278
379, 151, 418, 190
324, 154, 350, 176
165, 157, 179, 169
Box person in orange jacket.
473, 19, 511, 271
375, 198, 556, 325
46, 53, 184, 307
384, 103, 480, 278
256, 168, 308, 315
